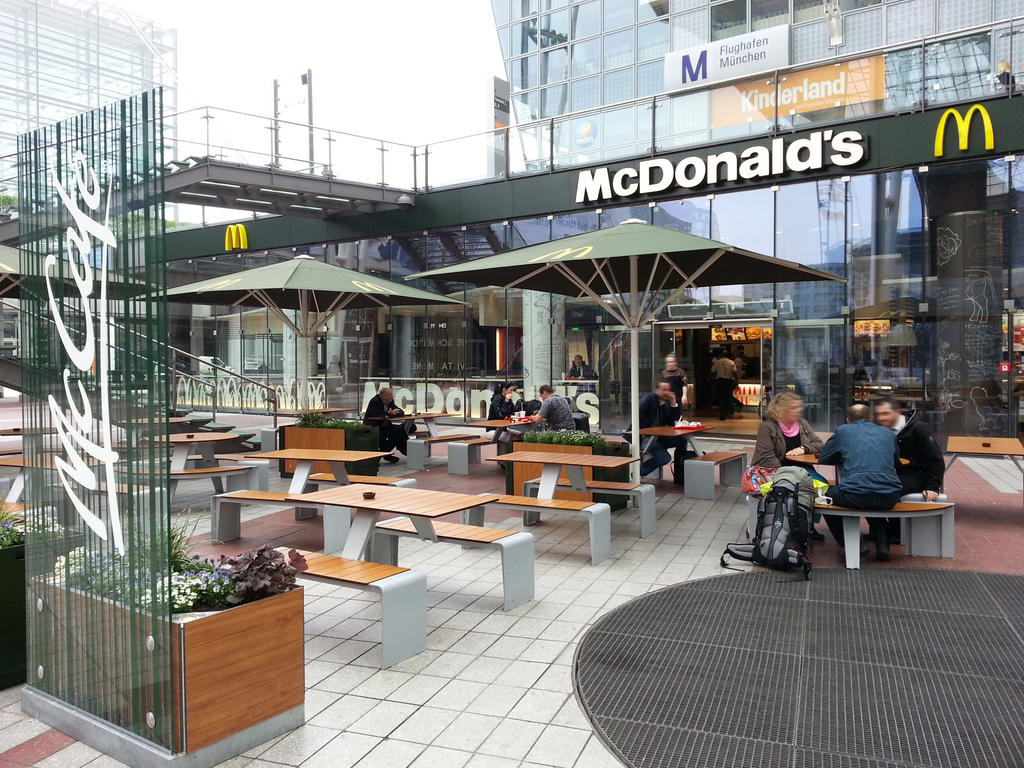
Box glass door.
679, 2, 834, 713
773, 318, 846, 433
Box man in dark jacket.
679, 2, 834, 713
819, 403, 904, 559
637, 381, 685, 477
872, 398, 944, 501
363, 387, 406, 462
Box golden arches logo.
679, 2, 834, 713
352, 279, 398, 294
224, 223, 248, 251
527, 245, 595, 264
934, 104, 994, 158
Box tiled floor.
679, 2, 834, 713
1, 419, 1022, 767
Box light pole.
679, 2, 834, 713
302, 69, 314, 172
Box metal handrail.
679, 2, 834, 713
168, 346, 280, 429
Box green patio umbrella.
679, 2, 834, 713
167, 255, 464, 409
408, 219, 844, 481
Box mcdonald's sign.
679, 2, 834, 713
933, 104, 994, 158
224, 223, 248, 251
527, 246, 595, 263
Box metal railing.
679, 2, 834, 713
2, 15, 1023, 220
168, 346, 280, 427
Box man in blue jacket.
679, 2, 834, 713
818, 403, 903, 560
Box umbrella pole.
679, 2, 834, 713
630, 324, 641, 484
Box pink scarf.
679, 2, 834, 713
779, 420, 800, 438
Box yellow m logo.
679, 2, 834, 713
224, 224, 248, 251
934, 104, 994, 158
352, 279, 398, 294
527, 246, 595, 264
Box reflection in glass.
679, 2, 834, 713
541, 11, 569, 46
637, 19, 670, 61
571, 38, 601, 77
711, 0, 747, 41
570, 0, 600, 39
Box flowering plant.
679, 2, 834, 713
0, 504, 24, 549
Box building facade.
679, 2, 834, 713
163, 5, 1024, 443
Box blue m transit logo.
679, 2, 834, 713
680, 49, 708, 84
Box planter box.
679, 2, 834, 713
0, 544, 26, 688
172, 587, 305, 752
33, 579, 304, 756
278, 426, 381, 478
506, 442, 629, 510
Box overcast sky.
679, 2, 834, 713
115, 1, 504, 144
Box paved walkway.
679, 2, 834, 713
0, 411, 1021, 766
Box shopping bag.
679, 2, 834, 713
741, 465, 776, 496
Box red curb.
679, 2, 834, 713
0, 729, 75, 766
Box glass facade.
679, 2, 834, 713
173, 158, 1024, 441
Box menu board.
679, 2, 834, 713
726, 327, 747, 341
744, 327, 762, 340
710, 327, 727, 341
854, 319, 891, 338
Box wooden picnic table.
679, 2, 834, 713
366, 412, 446, 437
286, 483, 500, 559
945, 436, 1024, 496
0, 427, 56, 436
487, 450, 637, 500
168, 432, 239, 471
245, 448, 391, 495
0, 453, 25, 502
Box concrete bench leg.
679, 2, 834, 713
498, 532, 535, 609
462, 505, 485, 527
585, 503, 611, 565
683, 460, 716, 499
904, 507, 955, 559
719, 456, 747, 486
407, 439, 428, 471
636, 485, 656, 538
842, 516, 862, 569
370, 531, 400, 566
211, 497, 241, 542
225, 467, 257, 493
520, 481, 542, 526
390, 478, 418, 489
233, 460, 269, 491
322, 504, 352, 554
376, 570, 427, 667
448, 443, 470, 475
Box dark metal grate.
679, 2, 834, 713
574, 568, 1024, 768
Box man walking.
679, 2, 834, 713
710, 351, 737, 420
818, 403, 903, 560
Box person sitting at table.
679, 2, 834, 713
568, 355, 595, 379
872, 397, 944, 502
819, 403, 904, 560
751, 392, 823, 469
529, 384, 576, 431
363, 387, 405, 463
636, 380, 689, 479
488, 382, 523, 420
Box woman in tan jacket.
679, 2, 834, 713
751, 391, 823, 468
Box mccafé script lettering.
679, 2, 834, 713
47, 151, 125, 554
574, 129, 866, 204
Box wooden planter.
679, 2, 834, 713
278, 425, 381, 477
505, 442, 629, 510
0, 544, 26, 688
34, 579, 304, 755
172, 587, 305, 752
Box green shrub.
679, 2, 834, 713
294, 411, 367, 431
522, 430, 607, 448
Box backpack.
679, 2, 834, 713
720, 466, 814, 579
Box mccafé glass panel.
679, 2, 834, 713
17, 91, 173, 748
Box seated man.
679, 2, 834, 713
363, 387, 406, 463
637, 380, 687, 479
529, 384, 575, 431
819, 403, 904, 560
872, 397, 944, 501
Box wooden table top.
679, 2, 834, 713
791, 453, 909, 466
486, 451, 638, 468
168, 432, 239, 444
0, 454, 24, 467
946, 436, 1024, 457
288, 484, 500, 517
0, 427, 55, 436
639, 425, 708, 437
365, 412, 444, 422
468, 419, 531, 429
245, 448, 391, 462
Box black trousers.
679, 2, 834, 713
822, 487, 901, 547
379, 424, 408, 455
714, 378, 735, 419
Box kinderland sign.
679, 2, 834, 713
664, 25, 789, 93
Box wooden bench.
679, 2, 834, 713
481, 495, 612, 565
291, 549, 426, 667
407, 433, 478, 470
370, 516, 534, 610
813, 501, 955, 569
683, 451, 747, 499
447, 437, 493, 475
169, 464, 255, 502
521, 478, 656, 539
